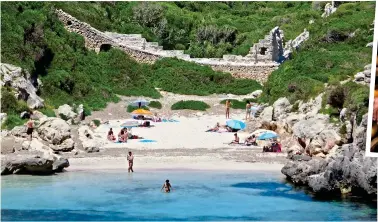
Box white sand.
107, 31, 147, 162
68, 156, 284, 172
94, 114, 261, 150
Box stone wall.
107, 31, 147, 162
55, 9, 307, 84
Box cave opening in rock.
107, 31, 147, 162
260, 47, 267, 55
67, 20, 72, 25
99, 44, 112, 52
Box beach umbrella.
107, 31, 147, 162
130, 99, 149, 107
226, 119, 246, 130
132, 109, 153, 116
258, 132, 278, 140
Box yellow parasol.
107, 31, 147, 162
132, 109, 153, 115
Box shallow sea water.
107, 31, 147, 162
1, 170, 376, 221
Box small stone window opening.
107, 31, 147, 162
260, 47, 267, 55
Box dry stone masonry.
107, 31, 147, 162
55, 9, 309, 84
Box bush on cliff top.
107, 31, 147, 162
171, 100, 210, 111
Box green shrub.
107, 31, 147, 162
149, 101, 162, 109
2, 114, 27, 130
93, 119, 101, 127
126, 105, 150, 113
339, 123, 347, 135
291, 102, 299, 112
39, 107, 56, 117
171, 100, 210, 111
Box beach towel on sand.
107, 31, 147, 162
139, 139, 157, 143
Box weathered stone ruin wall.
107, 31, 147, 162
55, 9, 307, 84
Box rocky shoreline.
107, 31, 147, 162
256, 95, 377, 198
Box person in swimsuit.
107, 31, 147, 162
245, 101, 251, 120
107, 128, 116, 141
127, 151, 134, 173
161, 179, 172, 193
229, 133, 240, 144
26, 117, 34, 141
225, 100, 232, 119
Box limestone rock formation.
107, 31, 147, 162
0, 63, 44, 109
37, 117, 75, 151
260, 106, 273, 122
322, 2, 337, 18
58, 104, 77, 120
0, 113, 7, 125
78, 125, 101, 153
282, 114, 377, 197
1, 154, 69, 175
273, 97, 290, 120
354, 64, 371, 85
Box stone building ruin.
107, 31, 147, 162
55, 9, 309, 84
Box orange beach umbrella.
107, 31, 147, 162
132, 109, 153, 115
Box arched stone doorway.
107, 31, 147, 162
99, 44, 112, 52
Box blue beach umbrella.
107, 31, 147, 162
130, 99, 149, 107
226, 119, 246, 130
258, 132, 278, 140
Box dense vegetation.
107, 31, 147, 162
260, 2, 374, 107
171, 100, 210, 111
1, 2, 260, 120
1, 1, 374, 129
55, 1, 318, 58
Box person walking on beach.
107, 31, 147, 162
26, 117, 34, 141
245, 100, 251, 120
127, 151, 134, 173
161, 179, 172, 193
225, 100, 232, 119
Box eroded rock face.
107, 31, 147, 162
260, 106, 273, 122
292, 117, 328, 139
37, 118, 75, 151
273, 97, 290, 120
0, 63, 44, 109
78, 125, 101, 153
282, 115, 377, 197
58, 104, 77, 120
1, 155, 69, 175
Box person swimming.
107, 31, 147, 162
161, 179, 172, 193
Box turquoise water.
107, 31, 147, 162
1, 170, 376, 221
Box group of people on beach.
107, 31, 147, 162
107, 128, 142, 143
225, 99, 259, 120
206, 122, 234, 133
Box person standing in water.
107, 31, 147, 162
127, 151, 134, 173
225, 100, 232, 119
161, 179, 172, 193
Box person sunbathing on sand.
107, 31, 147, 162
244, 135, 257, 146
107, 128, 116, 141
118, 129, 127, 143
229, 133, 240, 144
207, 122, 220, 132
161, 180, 172, 193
